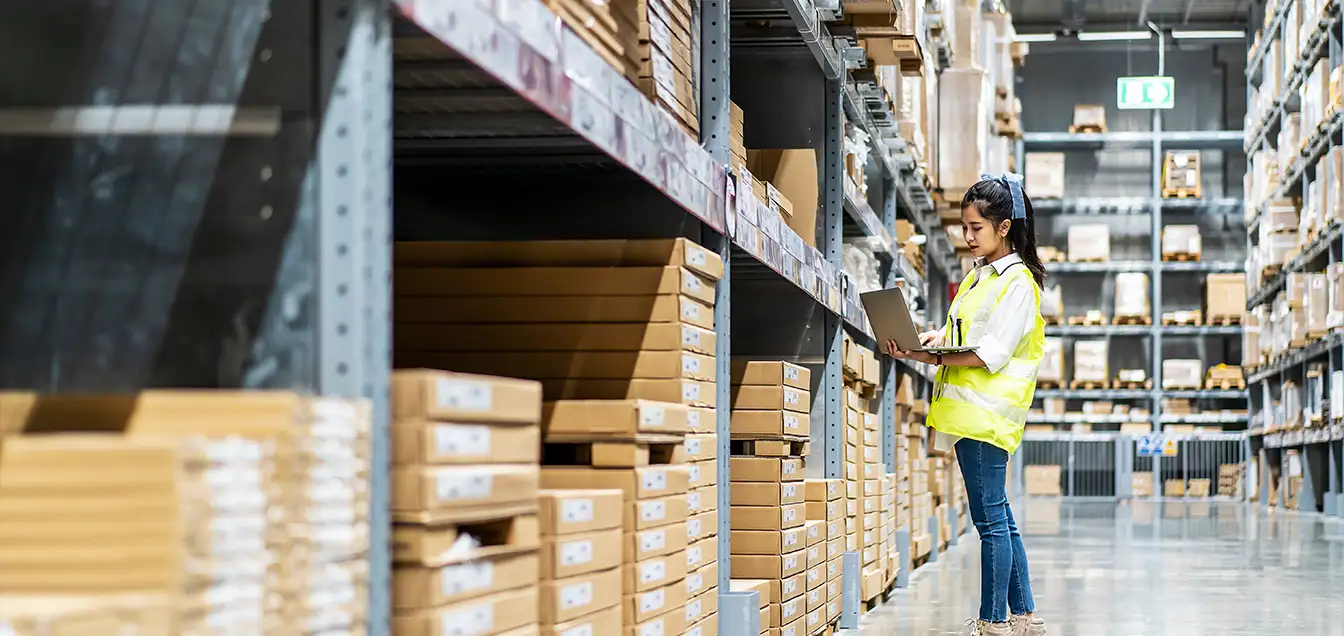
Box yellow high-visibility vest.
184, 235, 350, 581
926, 261, 1045, 454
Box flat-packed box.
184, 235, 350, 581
542, 466, 691, 500
539, 567, 622, 624
1025, 152, 1065, 199
393, 587, 539, 636
623, 551, 688, 593
394, 551, 539, 609
683, 434, 715, 463
416, 350, 717, 382
1205, 273, 1246, 320
394, 265, 718, 305
537, 379, 716, 407
392, 420, 540, 465
540, 528, 622, 579
543, 400, 691, 439
392, 514, 539, 566
731, 456, 804, 482
732, 359, 811, 388
623, 523, 689, 562
732, 481, 806, 506
687, 508, 718, 541
732, 550, 807, 580
395, 293, 715, 331
1161, 225, 1202, 258
625, 493, 691, 531
623, 579, 688, 625
1161, 359, 1204, 389
768, 598, 806, 629
1067, 224, 1110, 261
392, 369, 543, 423
397, 322, 716, 357
732, 385, 810, 412
1073, 341, 1109, 383
392, 464, 540, 522
686, 536, 716, 572
684, 587, 718, 627
540, 596, 622, 636
731, 410, 809, 438
394, 238, 725, 280
730, 504, 807, 531
688, 459, 718, 490
685, 559, 717, 598
731, 526, 809, 555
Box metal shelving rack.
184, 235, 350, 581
1011, 33, 1251, 500
1243, 0, 1344, 518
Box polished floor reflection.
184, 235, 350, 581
855, 500, 1344, 635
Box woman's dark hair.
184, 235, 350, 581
961, 178, 1047, 288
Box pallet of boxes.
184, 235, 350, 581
0, 390, 372, 635
843, 337, 893, 608
729, 359, 819, 635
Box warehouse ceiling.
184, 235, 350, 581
1006, 0, 1254, 30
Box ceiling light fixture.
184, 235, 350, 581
1171, 29, 1246, 39
1077, 31, 1153, 41
1014, 33, 1057, 42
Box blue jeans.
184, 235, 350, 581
955, 438, 1035, 623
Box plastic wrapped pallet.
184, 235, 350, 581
1301, 177, 1321, 239
1263, 231, 1299, 267
1038, 338, 1065, 384
1067, 224, 1110, 261
1161, 151, 1201, 196
1113, 273, 1150, 318
1160, 225, 1202, 260
1329, 263, 1344, 328
1161, 359, 1203, 389
1040, 285, 1063, 323
1242, 310, 1261, 370
1072, 104, 1105, 130
1326, 147, 1344, 226
1025, 153, 1065, 199
1073, 341, 1108, 384
1262, 198, 1300, 233
936, 68, 991, 193
1305, 272, 1329, 335
1286, 272, 1306, 308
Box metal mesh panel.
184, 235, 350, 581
1021, 436, 1070, 497
1070, 435, 1117, 497
1157, 433, 1247, 499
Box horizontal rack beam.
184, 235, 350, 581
1045, 325, 1243, 336
1050, 261, 1245, 273
1035, 389, 1248, 400
1256, 424, 1344, 447
1247, 331, 1343, 383
1246, 222, 1342, 309
1022, 130, 1245, 149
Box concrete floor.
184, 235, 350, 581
855, 500, 1344, 635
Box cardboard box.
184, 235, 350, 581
1067, 225, 1110, 261
1072, 104, 1106, 129
805, 479, 843, 501
684, 559, 717, 597
539, 489, 624, 536
543, 400, 691, 439
393, 514, 540, 566
1024, 465, 1061, 496
688, 459, 718, 490
685, 536, 715, 572
730, 527, 809, 555
539, 602, 621, 636
805, 520, 826, 546
1162, 359, 1203, 389
394, 293, 716, 331
1025, 152, 1065, 198
1161, 225, 1202, 258
729, 579, 771, 607
623, 523, 689, 562
539, 567, 622, 624
542, 466, 690, 500
732, 360, 811, 388
623, 579, 688, 624
393, 551, 539, 609
1039, 338, 1065, 383
768, 598, 805, 629
540, 528, 622, 579
1206, 273, 1247, 319
423, 350, 716, 382
748, 149, 819, 247
729, 503, 807, 531
730, 457, 804, 482
687, 508, 718, 542
398, 323, 716, 356
804, 499, 843, 521
392, 370, 543, 423
393, 587, 539, 636
393, 265, 717, 305
730, 410, 810, 438
731, 481, 806, 506
1114, 273, 1150, 317
392, 421, 540, 465
1073, 341, 1109, 384
538, 379, 716, 407
686, 487, 713, 514
624, 493, 690, 531
683, 434, 716, 462
684, 587, 718, 626
623, 551, 688, 593
392, 465, 540, 521
732, 385, 810, 412
394, 238, 724, 280
733, 550, 807, 581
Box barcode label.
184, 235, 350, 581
435, 379, 492, 411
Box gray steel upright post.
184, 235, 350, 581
882, 177, 900, 474
823, 78, 846, 481
838, 551, 863, 629
1150, 25, 1166, 491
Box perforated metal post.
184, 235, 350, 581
823, 78, 846, 481
719, 591, 761, 636
838, 551, 862, 628
1150, 26, 1166, 491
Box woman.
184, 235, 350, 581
887, 173, 1048, 636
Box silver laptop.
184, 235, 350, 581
859, 287, 978, 354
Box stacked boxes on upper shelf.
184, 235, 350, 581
390, 370, 543, 636
613, 0, 698, 136
729, 359, 811, 634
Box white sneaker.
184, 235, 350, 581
1011, 616, 1047, 636
965, 619, 1013, 636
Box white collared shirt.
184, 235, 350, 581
943, 252, 1035, 374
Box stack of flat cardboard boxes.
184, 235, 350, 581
0, 595, 172, 635
614, 0, 698, 136
390, 370, 543, 636
806, 478, 846, 629
537, 489, 625, 636
540, 400, 698, 636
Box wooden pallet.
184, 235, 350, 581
1162, 383, 1203, 391
1204, 378, 1247, 390
1069, 379, 1110, 390
543, 434, 685, 468
1161, 252, 1201, 261
730, 437, 810, 457
1036, 380, 1063, 389
1115, 379, 1153, 390
1042, 315, 1063, 325
1162, 188, 1202, 199
1308, 330, 1330, 343
1068, 124, 1107, 134
1113, 314, 1152, 325
1068, 256, 1109, 263
1162, 314, 1203, 326
1262, 263, 1283, 279
1067, 314, 1108, 326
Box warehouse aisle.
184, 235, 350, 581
856, 501, 1344, 635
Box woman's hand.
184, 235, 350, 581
886, 340, 938, 366
918, 330, 945, 347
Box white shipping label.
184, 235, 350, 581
687, 410, 701, 429
682, 382, 701, 401
784, 414, 800, 430
686, 545, 702, 566
828, 561, 840, 578
642, 470, 668, 491
682, 301, 700, 321
686, 572, 704, 594
784, 389, 800, 405
828, 542, 839, 558
560, 582, 595, 610
784, 532, 799, 547
783, 483, 798, 499
562, 624, 594, 636
809, 546, 820, 561
809, 589, 820, 605
783, 461, 798, 475
440, 562, 495, 598
784, 578, 799, 595
688, 464, 701, 482
435, 471, 493, 503
561, 498, 594, 524
640, 589, 666, 613
435, 379, 492, 411
682, 326, 702, 347
641, 500, 667, 522
640, 618, 665, 636
807, 523, 820, 540
641, 559, 667, 584
687, 246, 709, 267
783, 507, 796, 523
640, 404, 667, 427
560, 539, 594, 566
784, 555, 798, 570
441, 601, 494, 635
783, 625, 799, 636
784, 366, 800, 380
687, 518, 702, 538
687, 490, 702, 511
784, 601, 799, 618
685, 599, 702, 621
686, 626, 703, 636
684, 437, 701, 455
433, 424, 491, 457
641, 529, 667, 553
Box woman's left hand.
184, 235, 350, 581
886, 340, 938, 366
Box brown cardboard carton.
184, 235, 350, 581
687, 407, 715, 434
540, 528, 623, 579
730, 527, 808, 555
686, 607, 718, 636
392, 370, 542, 423
684, 559, 717, 598
688, 459, 718, 490
804, 498, 844, 521
623, 579, 688, 625
393, 265, 717, 305
684, 586, 718, 625
393, 551, 539, 609
1206, 273, 1247, 320
683, 434, 716, 462
732, 385, 810, 412
623, 522, 689, 562
392, 587, 539, 636
391, 420, 540, 465
731, 481, 805, 506
729, 579, 772, 607
398, 323, 715, 356
625, 605, 687, 636
748, 149, 820, 247
394, 238, 724, 280
538, 379, 716, 407
543, 400, 691, 439
540, 489, 624, 536
624, 493, 691, 531
542, 466, 691, 500
623, 551, 689, 593
540, 603, 620, 636
805, 479, 843, 501
730, 410, 809, 438
731, 360, 811, 388
539, 567, 622, 624
728, 502, 805, 532
415, 350, 717, 382
393, 514, 540, 566
769, 597, 806, 628
685, 536, 716, 572
805, 520, 826, 546
730, 457, 804, 482
391, 465, 540, 522
686, 486, 713, 515
687, 508, 718, 542
394, 293, 715, 331
731, 550, 807, 579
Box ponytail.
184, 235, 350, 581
961, 176, 1047, 288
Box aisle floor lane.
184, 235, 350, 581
852, 500, 1344, 635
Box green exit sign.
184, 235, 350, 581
1117, 76, 1175, 109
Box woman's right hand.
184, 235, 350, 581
919, 330, 945, 347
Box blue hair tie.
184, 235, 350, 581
980, 172, 1027, 220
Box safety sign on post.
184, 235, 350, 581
1137, 433, 1163, 457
